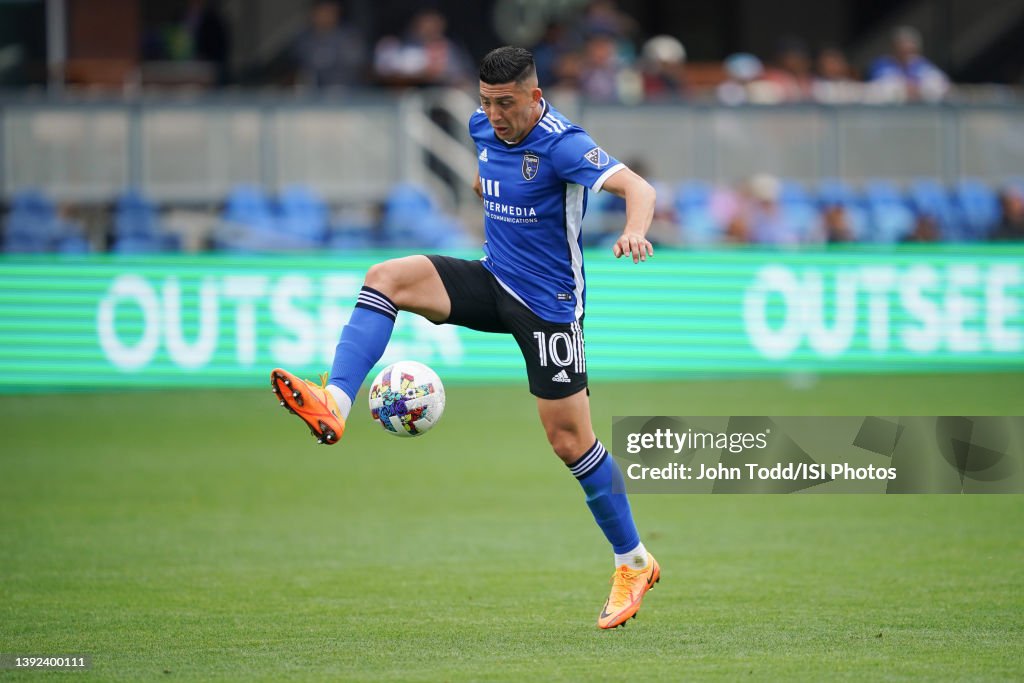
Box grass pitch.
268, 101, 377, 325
2, 373, 1023, 681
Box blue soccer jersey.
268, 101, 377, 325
470, 99, 624, 323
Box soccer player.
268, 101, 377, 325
271, 45, 659, 629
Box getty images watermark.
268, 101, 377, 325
611, 416, 1024, 494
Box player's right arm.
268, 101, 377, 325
473, 173, 483, 199
602, 167, 656, 263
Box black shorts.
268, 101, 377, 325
427, 255, 588, 399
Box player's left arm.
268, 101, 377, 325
602, 167, 656, 263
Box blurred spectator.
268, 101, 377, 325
374, 9, 473, 88
292, 0, 367, 90
761, 37, 813, 102
820, 204, 855, 243
576, 31, 641, 103
812, 46, 862, 104
639, 35, 688, 101
531, 22, 575, 88
716, 53, 764, 105
725, 174, 803, 246
990, 187, 1024, 241
184, 0, 230, 84
901, 215, 941, 243
867, 26, 950, 102
579, 0, 640, 56
141, 0, 231, 86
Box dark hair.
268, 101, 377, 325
479, 46, 536, 85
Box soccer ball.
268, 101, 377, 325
368, 360, 445, 437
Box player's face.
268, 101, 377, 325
479, 79, 542, 144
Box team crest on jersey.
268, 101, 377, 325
584, 147, 610, 168
522, 153, 540, 180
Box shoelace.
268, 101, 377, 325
609, 566, 644, 605
305, 373, 343, 419
304, 372, 329, 391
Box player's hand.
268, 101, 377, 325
472, 175, 483, 200
613, 232, 653, 263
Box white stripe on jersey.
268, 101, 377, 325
542, 114, 567, 133
592, 162, 626, 192
564, 183, 586, 320
537, 118, 556, 134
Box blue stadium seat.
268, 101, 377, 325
678, 206, 722, 245
775, 180, 820, 242
863, 179, 916, 243
57, 234, 92, 254
955, 179, 1000, 239
908, 178, 964, 240
380, 183, 451, 248
4, 190, 61, 252
674, 181, 720, 244
781, 203, 820, 242
328, 224, 376, 250
277, 185, 329, 245
112, 189, 178, 252
816, 179, 869, 241
224, 185, 276, 232
778, 179, 812, 207
674, 180, 712, 211
114, 189, 161, 238
216, 185, 283, 252
816, 178, 859, 207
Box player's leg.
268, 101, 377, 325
272, 255, 449, 443
536, 390, 660, 629
326, 255, 450, 416
507, 300, 660, 628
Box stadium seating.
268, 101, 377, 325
674, 180, 721, 244
379, 182, 468, 249
908, 178, 964, 240
816, 178, 869, 240
216, 185, 295, 252
4, 190, 59, 252
3, 178, 1019, 253
954, 179, 1001, 239
277, 185, 330, 245
863, 179, 917, 243
3, 189, 94, 253
777, 180, 819, 242
112, 189, 179, 253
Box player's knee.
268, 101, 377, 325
364, 261, 401, 300
547, 427, 590, 464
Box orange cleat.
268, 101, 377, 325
270, 368, 346, 445
597, 553, 660, 629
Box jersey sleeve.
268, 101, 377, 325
549, 130, 625, 192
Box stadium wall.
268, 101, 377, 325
0, 246, 1021, 393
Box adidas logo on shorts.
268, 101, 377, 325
551, 369, 571, 383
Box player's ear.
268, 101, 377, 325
531, 87, 543, 104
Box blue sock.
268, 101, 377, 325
568, 440, 640, 554
329, 286, 398, 403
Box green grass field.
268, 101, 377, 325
2, 373, 1023, 681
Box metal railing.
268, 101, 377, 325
2, 91, 1023, 211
